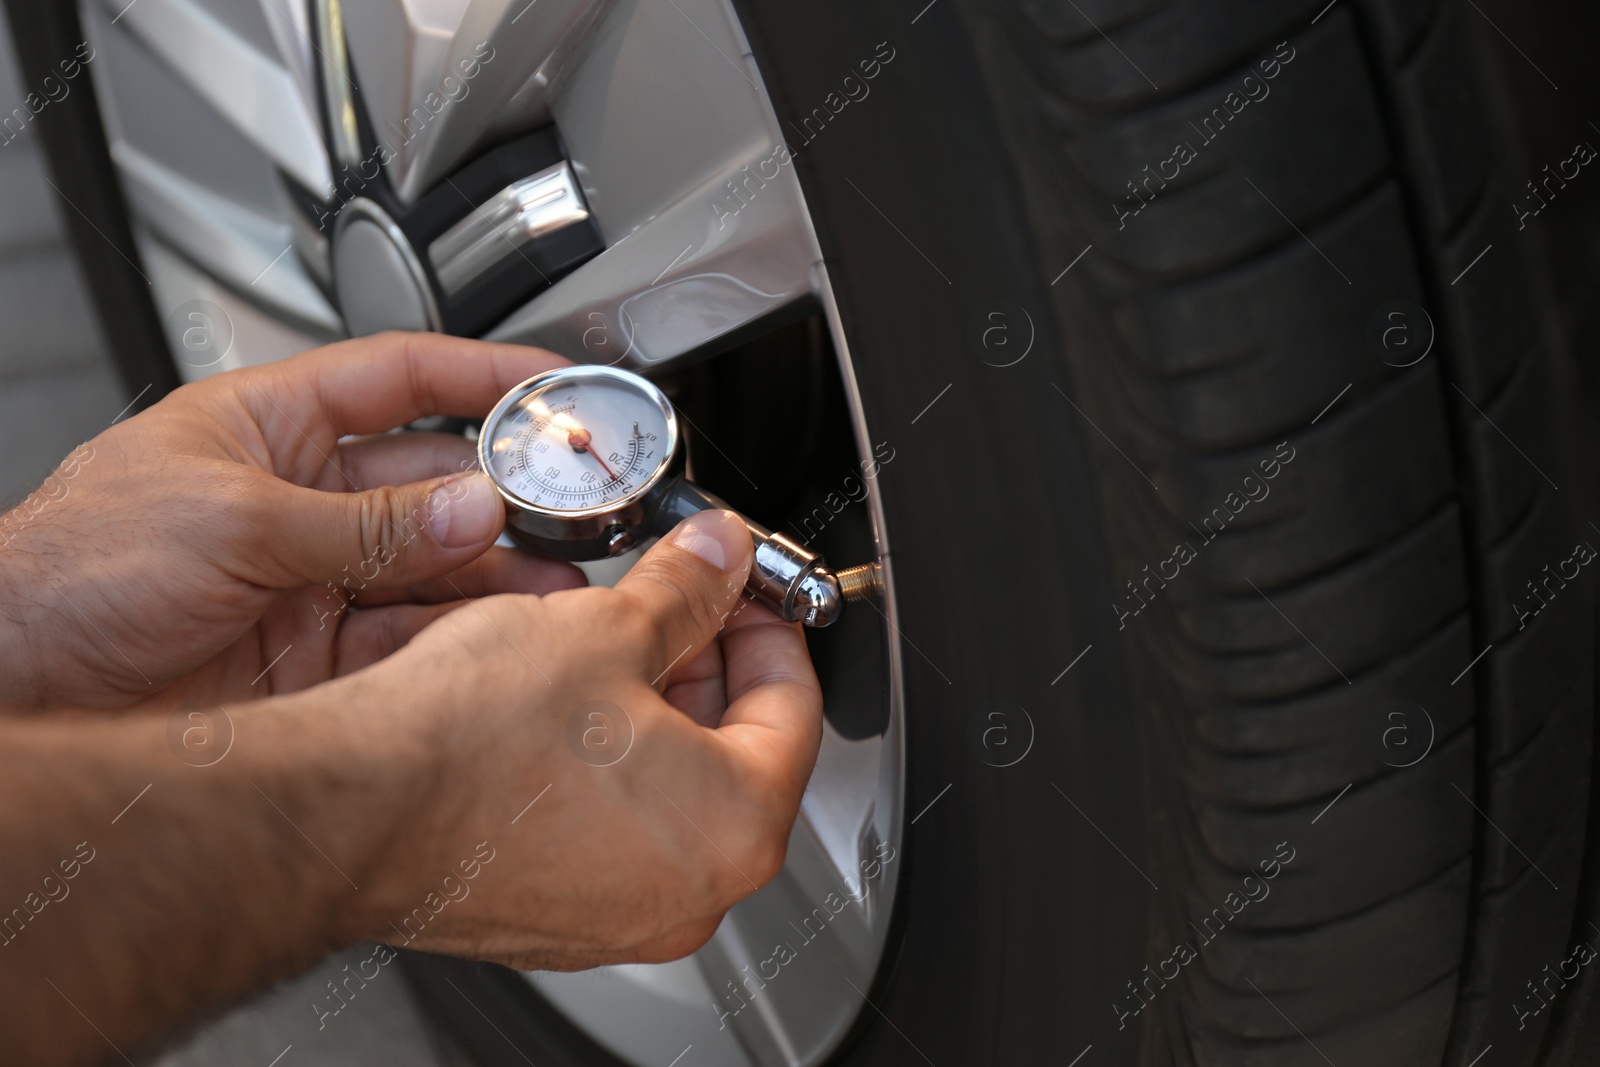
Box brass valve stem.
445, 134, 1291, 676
835, 561, 884, 602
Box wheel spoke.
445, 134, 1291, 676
484, 0, 817, 369
341, 0, 610, 205
113, 142, 341, 332
257, 0, 318, 122
90, 0, 331, 196
142, 238, 329, 375
693, 813, 881, 1067
528, 956, 748, 1066
797, 725, 889, 921
527, 809, 882, 1067
485, 170, 816, 369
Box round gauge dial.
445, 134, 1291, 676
481, 367, 675, 515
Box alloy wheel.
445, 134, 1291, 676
77, 1, 906, 1063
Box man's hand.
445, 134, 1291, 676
328, 508, 823, 969
0, 332, 585, 710
0, 509, 824, 1065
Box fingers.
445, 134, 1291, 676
335, 431, 477, 493
242, 470, 507, 591
612, 510, 752, 683
661, 642, 727, 727
717, 597, 816, 705
353, 545, 586, 607
335, 601, 467, 676
711, 603, 823, 807
241, 334, 569, 474
331, 435, 588, 602
302, 333, 569, 434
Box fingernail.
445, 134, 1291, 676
428, 473, 503, 548
671, 509, 748, 571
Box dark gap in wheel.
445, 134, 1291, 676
663, 314, 890, 741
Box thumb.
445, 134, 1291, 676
251, 471, 506, 590
614, 509, 753, 683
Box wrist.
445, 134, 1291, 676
245, 672, 449, 945
0, 693, 440, 1057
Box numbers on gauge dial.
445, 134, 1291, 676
487, 380, 665, 511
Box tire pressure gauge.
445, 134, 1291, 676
478, 365, 881, 627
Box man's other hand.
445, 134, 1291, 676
0, 333, 585, 710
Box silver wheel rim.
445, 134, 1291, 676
79, 1, 906, 1064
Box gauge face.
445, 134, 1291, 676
482, 368, 674, 515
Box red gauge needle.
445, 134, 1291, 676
567, 427, 618, 482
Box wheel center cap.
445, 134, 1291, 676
332, 199, 441, 336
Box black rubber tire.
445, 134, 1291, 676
949, 0, 1598, 1063
1, 0, 180, 408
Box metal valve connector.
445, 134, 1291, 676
794, 562, 884, 628
655, 480, 879, 628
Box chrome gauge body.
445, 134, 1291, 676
480, 366, 683, 559
480, 365, 879, 627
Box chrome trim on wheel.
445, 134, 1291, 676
429, 162, 590, 296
